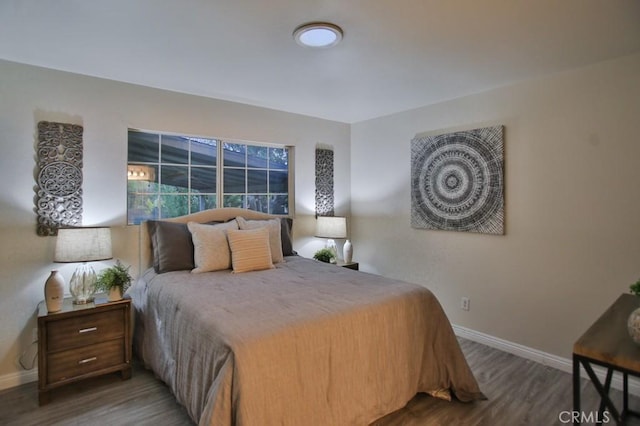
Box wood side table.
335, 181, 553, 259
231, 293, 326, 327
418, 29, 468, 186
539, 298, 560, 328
336, 260, 359, 270
573, 294, 640, 424
37, 297, 132, 405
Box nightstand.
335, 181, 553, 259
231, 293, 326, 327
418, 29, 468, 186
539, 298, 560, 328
37, 297, 132, 405
336, 260, 359, 270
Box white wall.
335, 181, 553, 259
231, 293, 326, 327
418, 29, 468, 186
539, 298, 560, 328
2, 52, 639, 388
350, 53, 640, 359
0, 59, 350, 385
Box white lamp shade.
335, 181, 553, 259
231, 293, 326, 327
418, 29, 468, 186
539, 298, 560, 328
54, 227, 113, 263
315, 216, 347, 239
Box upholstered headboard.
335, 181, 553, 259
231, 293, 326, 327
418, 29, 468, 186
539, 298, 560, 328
139, 207, 279, 273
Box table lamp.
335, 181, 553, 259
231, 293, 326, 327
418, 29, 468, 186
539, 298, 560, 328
54, 227, 113, 304
315, 216, 347, 260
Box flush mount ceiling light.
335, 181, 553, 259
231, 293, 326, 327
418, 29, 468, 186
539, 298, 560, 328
293, 22, 343, 48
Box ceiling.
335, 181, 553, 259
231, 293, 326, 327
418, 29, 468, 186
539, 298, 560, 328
1, 0, 639, 123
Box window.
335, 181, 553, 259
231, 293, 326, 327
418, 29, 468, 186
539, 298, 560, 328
127, 130, 292, 224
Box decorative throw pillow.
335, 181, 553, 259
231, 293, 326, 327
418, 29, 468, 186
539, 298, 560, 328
236, 217, 284, 263
227, 227, 274, 273
280, 218, 295, 256
188, 221, 239, 273
148, 221, 194, 273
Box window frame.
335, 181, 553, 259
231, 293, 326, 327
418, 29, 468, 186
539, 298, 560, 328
127, 128, 294, 225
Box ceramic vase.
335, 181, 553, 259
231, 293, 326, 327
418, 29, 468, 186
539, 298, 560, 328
108, 287, 123, 302
343, 239, 353, 263
45, 270, 65, 313
628, 307, 640, 344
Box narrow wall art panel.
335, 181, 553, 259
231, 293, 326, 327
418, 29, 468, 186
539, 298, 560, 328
315, 147, 334, 216
35, 121, 83, 236
410, 125, 504, 235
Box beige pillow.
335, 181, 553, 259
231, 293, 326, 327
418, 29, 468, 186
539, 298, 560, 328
188, 221, 239, 273
227, 227, 274, 273
236, 216, 283, 264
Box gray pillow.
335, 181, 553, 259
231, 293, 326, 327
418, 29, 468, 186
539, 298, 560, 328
280, 218, 295, 256
148, 221, 195, 273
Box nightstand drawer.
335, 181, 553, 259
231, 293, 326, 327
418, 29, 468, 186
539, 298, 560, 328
47, 309, 124, 352
47, 339, 125, 383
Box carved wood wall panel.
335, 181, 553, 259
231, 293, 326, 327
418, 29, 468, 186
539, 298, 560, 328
35, 121, 83, 236
315, 148, 334, 216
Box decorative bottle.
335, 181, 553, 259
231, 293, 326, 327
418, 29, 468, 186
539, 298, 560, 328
343, 239, 353, 264
44, 270, 65, 313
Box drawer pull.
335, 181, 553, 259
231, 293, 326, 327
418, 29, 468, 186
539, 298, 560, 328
78, 327, 97, 334
78, 357, 97, 365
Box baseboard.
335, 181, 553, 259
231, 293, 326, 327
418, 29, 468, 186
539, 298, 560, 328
452, 324, 640, 397
0, 368, 38, 392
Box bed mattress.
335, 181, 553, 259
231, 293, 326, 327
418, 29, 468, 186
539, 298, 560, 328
130, 255, 483, 425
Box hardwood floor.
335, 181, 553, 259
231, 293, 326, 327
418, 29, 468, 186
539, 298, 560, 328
1, 338, 638, 425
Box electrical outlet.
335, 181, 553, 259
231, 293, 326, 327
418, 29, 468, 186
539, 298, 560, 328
461, 297, 470, 311
32, 327, 38, 342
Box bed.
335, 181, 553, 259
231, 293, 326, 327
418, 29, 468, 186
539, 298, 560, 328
128, 208, 484, 425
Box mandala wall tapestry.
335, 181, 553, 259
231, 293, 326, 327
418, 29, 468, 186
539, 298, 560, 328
315, 147, 334, 216
35, 121, 84, 236
410, 125, 504, 235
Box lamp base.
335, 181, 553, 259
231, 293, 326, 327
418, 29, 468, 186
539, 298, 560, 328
69, 263, 97, 305
326, 239, 338, 263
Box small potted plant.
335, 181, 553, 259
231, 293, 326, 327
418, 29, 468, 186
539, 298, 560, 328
96, 260, 133, 302
313, 247, 336, 264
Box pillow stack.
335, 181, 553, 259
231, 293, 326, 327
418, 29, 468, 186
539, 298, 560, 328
235, 217, 283, 263
188, 221, 239, 273
148, 216, 293, 274
227, 227, 274, 273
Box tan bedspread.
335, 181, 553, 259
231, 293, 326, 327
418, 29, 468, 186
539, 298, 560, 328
130, 256, 484, 425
